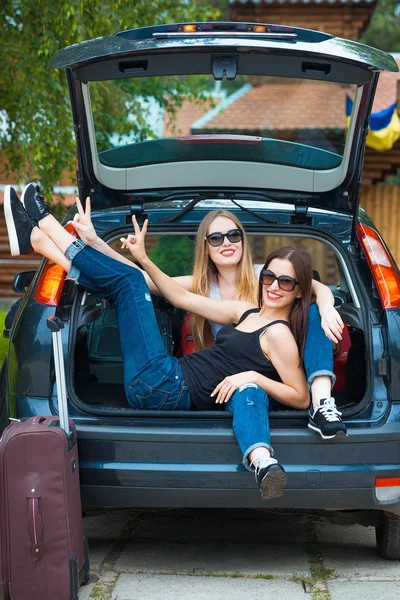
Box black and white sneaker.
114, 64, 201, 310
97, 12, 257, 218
21, 182, 52, 226
308, 397, 347, 440
255, 457, 287, 500
3, 186, 34, 256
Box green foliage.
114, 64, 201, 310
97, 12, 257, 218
0, 0, 218, 197
148, 236, 194, 277
361, 0, 400, 51
91, 76, 216, 154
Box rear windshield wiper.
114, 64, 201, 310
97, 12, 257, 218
158, 192, 278, 225
158, 196, 210, 224
227, 197, 277, 225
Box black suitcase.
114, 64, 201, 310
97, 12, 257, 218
0, 316, 89, 600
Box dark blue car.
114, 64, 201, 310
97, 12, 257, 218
2, 22, 400, 559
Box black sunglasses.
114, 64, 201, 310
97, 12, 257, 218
205, 228, 243, 247
261, 269, 299, 292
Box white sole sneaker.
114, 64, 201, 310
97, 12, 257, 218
3, 185, 34, 256
3, 186, 21, 256
308, 422, 348, 440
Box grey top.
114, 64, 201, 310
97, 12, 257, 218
208, 264, 263, 338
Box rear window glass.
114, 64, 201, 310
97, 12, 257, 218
89, 76, 356, 172
109, 234, 339, 286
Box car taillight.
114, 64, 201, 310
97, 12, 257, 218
182, 24, 197, 33
356, 223, 400, 309
152, 23, 297, 39
375, 477, 400, 501
34, 262, 66, 306
33, 222, 78, 306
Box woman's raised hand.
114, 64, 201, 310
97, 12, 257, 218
120, 215, 149, 264
68, 197, 98, 245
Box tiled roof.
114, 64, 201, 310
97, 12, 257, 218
186, 57, 400, 133
163, 98, 220, 137
197, 81, 347, 132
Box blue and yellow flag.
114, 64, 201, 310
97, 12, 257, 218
346, 95, 400, 152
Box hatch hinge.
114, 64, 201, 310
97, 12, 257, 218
290, 199, 312, 225
122, 196, 147, 224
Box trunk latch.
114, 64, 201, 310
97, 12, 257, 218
212, 55, 238, 80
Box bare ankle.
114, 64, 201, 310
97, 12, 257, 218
37, 213, 54, 231
249, 448, 271, 467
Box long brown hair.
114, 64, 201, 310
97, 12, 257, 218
191, 210, 258, 350
258, 247, 313, 361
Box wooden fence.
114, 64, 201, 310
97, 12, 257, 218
0, 212, 41, 300
360, 185, 400, 265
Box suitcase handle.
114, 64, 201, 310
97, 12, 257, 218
46, 316, 70, 436
31, 416, 47, 426
28, 497, 44, 549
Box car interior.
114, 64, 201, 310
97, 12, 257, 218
72, 232, 366, 414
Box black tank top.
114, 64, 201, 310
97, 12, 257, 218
179, 308, 291, 410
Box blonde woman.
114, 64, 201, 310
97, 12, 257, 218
9, 184, 346, 439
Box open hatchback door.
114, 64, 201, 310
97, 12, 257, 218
52, 22, 399, 216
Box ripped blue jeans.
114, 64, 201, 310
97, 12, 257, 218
226, 384, 274, 471
304, 303, 335, 390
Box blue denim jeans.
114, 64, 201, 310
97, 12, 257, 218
66, 241, 191, 410
304, 303, 335, 389
226, 383, 274, 471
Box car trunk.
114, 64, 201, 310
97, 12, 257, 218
66, 204, 371, 422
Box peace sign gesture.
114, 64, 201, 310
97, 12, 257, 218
68, 197, 98, 245
120, 215, 149, 264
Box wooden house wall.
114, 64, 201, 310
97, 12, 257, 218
229, 1, 376, 40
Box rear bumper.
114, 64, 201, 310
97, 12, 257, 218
80, 485, 400, 514
76, 417, 400, 514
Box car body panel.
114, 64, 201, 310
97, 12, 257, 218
74, 409, 400, 513
51, 24, 399, 75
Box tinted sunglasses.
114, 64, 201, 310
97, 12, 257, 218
205, 228, 243, 247
261, 269, 299, 292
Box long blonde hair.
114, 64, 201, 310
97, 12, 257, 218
191, 210, 258, 350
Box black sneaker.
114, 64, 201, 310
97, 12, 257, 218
308, 397, 347, 440
255, 457, 287, 500
3, 186, 34, 256
21, 182, 52, 226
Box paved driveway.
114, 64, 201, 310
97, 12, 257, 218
79, 508, 400, 600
